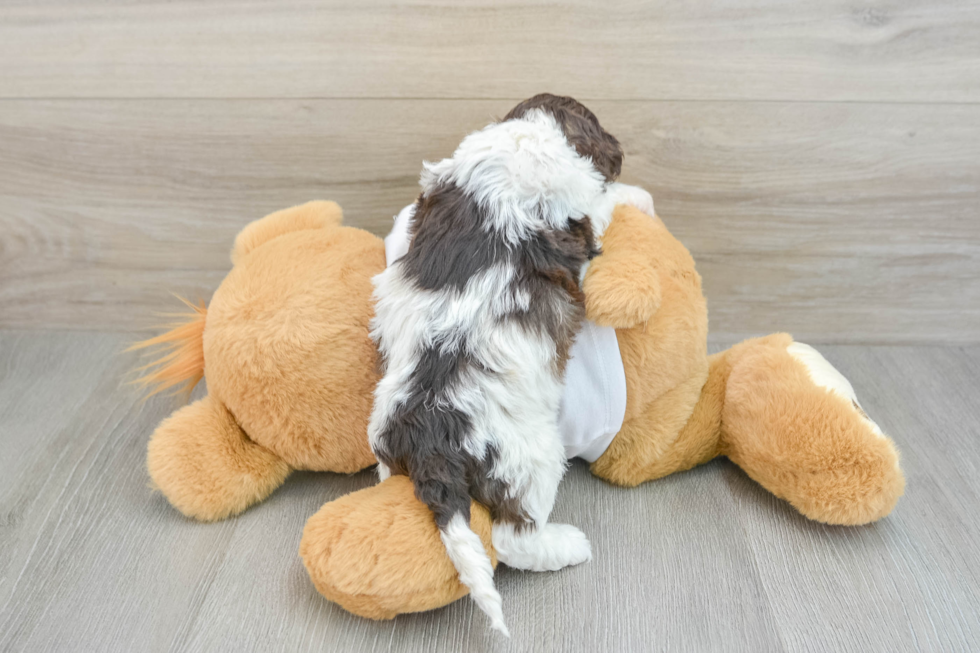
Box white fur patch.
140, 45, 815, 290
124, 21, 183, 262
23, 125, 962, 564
383, 203, 416, 265
787, 342, 886, 439
420, 109, 607, 245
587, 182, 655, 242
492, 522, 592, 572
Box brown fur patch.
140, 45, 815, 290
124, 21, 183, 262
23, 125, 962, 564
401, 187, 505, 292
514, 216, 598, 375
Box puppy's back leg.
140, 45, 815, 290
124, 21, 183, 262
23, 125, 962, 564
488, 429, 591, 572
492, 522, 592, 572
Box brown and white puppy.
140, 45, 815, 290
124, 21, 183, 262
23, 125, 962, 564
368, 94, 642, 636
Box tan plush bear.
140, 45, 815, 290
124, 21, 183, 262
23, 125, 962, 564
137, 199, 904, 620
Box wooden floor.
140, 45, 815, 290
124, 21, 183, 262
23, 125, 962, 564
1, 331, 978, 652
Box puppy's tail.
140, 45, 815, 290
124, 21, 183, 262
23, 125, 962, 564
416, 465, 507, 635
439, 511, 509, 637
402, 430, 507, 634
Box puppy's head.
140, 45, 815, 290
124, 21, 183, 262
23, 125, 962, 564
504, 93, 623, 183
419, 93, 622, 245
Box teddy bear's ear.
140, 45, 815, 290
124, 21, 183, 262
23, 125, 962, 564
231, 200, 344, 264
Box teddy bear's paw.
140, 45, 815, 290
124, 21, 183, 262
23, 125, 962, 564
583, 260, 661, 329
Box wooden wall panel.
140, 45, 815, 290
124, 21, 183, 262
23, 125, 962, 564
2, 99, 977, 341
0, 1, 978, 102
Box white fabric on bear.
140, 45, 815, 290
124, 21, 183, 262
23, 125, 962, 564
384, 203, 627, 462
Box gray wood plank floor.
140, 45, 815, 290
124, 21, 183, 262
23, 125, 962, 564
1, 331, 977, 652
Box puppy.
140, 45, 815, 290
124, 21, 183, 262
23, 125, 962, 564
368, 94, 638, 636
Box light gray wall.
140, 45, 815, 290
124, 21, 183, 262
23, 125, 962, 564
1, 1, 977, 342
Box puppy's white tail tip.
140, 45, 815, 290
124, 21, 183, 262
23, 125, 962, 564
440, 513, 509, 636
492, 618, 511, 638
472, 585, 508, 637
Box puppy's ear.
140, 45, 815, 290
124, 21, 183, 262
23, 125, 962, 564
568, 216, 601, 261
558, 115, 622, 183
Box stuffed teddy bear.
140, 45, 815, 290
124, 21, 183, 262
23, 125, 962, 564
137, 199, 904, 621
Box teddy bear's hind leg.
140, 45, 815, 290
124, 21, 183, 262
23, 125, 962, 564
147, 395, 291, 521
720, 335, 905, 525
300, 475, 495, 619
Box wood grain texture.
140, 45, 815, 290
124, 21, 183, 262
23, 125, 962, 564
0, 1, 978, 102
2, 332, 979, 652
1, 99, 977, 341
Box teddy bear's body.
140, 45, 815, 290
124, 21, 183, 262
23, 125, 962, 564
143, 200, 903, 619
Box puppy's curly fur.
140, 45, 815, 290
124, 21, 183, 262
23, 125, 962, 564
368, 95, 624, 636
